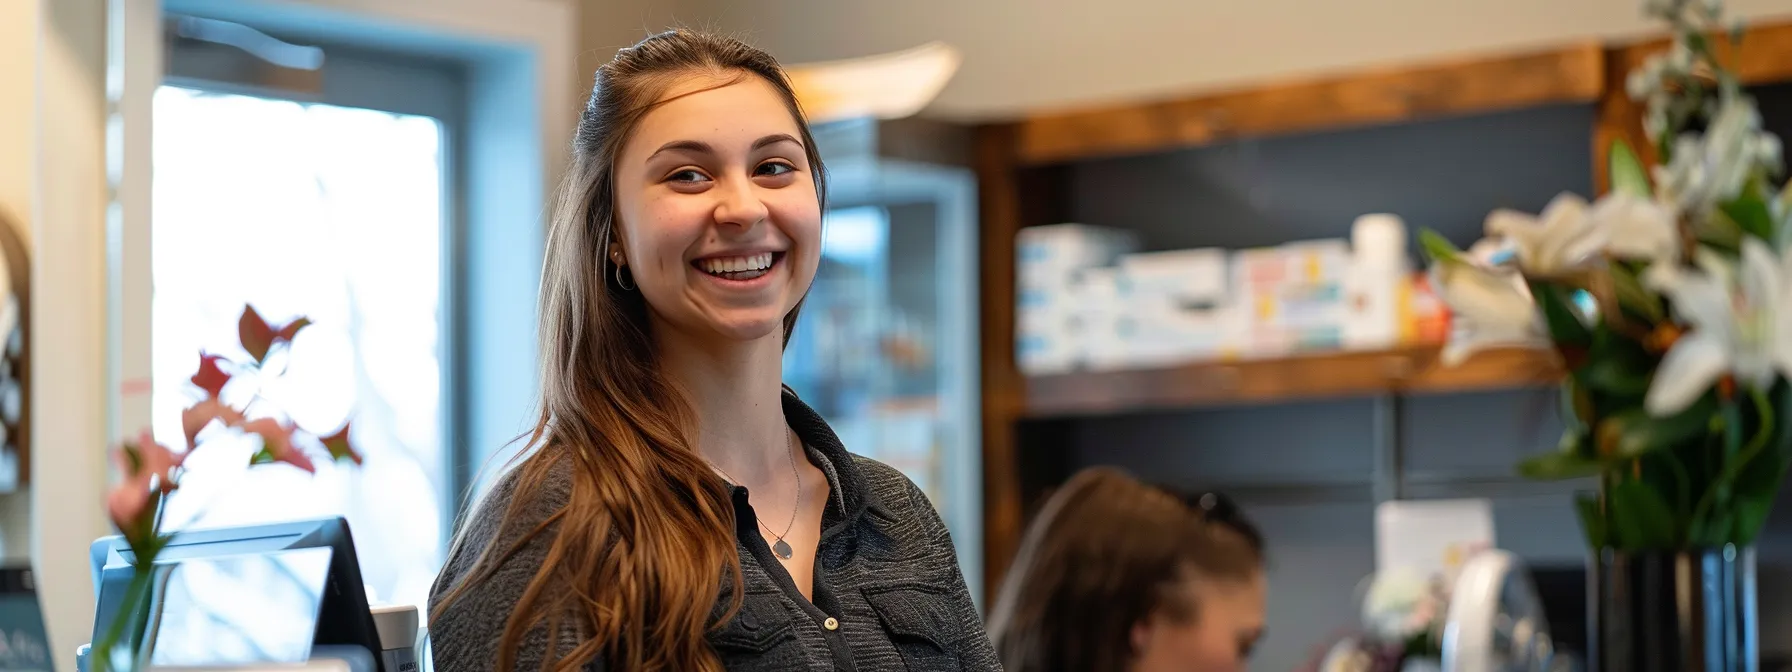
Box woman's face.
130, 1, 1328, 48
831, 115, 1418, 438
1131, 572, 1267, 672
611, 72, 821, 344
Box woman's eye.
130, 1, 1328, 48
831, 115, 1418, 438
668, 169, 709, 183
756, 161, 796, 177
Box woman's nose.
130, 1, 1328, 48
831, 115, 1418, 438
713, 178, 769, 229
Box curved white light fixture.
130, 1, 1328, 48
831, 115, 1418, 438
786, 42, 962, 124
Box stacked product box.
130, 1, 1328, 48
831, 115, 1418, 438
1014, 219, 1453, 376
1231, 240, 1355, 357
1014, 224, 1138, 375
1101, 248, 1239, 368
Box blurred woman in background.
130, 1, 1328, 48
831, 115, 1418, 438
988, 467, 1267, 672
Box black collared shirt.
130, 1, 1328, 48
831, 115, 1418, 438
429, 392, 1001, 671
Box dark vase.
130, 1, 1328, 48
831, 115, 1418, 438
1589, 546, 1759, 672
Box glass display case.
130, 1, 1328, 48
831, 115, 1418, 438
784, 118, 983, 605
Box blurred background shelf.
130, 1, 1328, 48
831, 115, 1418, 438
973, 17, 1792, 670
1022, 346, 1563, 417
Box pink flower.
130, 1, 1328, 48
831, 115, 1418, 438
241, 417, 315, 473
106, 431, 184, 539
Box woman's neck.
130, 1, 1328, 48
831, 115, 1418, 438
654, 324, 793, 483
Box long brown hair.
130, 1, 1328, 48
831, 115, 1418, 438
987, 468, 1264, 672
430, 30, 827, 671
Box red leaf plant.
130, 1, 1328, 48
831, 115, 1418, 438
95, 304, 361, 672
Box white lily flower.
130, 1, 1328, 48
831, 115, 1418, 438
1643, 237, 1792, 415
1432, 243, 1548, 366
1362, 568, 1431, 640
1590, 192, 1682, 264
1644, 100, 1670, 142
1485, 193, 1605, 275
1628, 42, 1695, 101
1654, 97, 1781, 214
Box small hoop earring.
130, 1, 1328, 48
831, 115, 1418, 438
614, 263, 636, 291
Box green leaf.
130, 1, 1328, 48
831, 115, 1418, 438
1693, 510, 1734, 547
1601, 396, 1718, 459
1519, 440, 1604, 480
1530, 281, 1593, 347
1685, 32, 1714, 59
1697, 208, 1747, 251
1722, 186, 1776, 241
1609, 480, 1678, 549
1418, 229, 1464, 264
1561, 378, 1595, 431
1580, 354, 1654, 398
1575, 492, 1608, 549
1609, 262, 1665, 323
1732, 493, 1775, 545
1609, 139, 1653, 197
246, 434, 276, 467
1732, 446, 1786, 501
1735, 386, 1791, 500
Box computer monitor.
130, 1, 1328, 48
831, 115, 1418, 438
89, 517, 384, 672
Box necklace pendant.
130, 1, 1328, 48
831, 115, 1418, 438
772, 539, 793, 560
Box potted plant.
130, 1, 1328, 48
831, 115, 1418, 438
93, 305, 361, 672
1424, 1, 1787, 668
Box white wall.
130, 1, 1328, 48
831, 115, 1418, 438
33, 0, 114, 666
693, 0, 1792, 119
578, 0, 696, 96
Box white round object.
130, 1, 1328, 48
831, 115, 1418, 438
1441, 549, 1555, 672
370, 604, 420, 649
1352, 213, 1409, 268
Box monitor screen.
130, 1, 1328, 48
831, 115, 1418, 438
90, 517, 384, 672
147, 546, 334, 667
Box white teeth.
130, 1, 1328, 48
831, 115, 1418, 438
699, 253, 774, 276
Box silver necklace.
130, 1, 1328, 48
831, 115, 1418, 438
707, 429, 802, 560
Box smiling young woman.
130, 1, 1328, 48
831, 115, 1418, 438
424, 30, 999, 672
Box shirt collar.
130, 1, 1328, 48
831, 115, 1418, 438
780, 389, 884, 535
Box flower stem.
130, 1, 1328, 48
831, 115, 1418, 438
92, 561, 155, 672
1691, 388, 1775, 542
1664, 448, 1693, 517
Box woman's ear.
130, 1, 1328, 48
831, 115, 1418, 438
1130, 617, 1155, 658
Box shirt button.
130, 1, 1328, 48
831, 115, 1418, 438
823, 617, 839, 631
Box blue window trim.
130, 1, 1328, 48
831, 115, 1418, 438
161, 0, 548, 535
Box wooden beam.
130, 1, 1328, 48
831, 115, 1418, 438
975, 122, 1025, 605
1015, 43, 1605, 165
